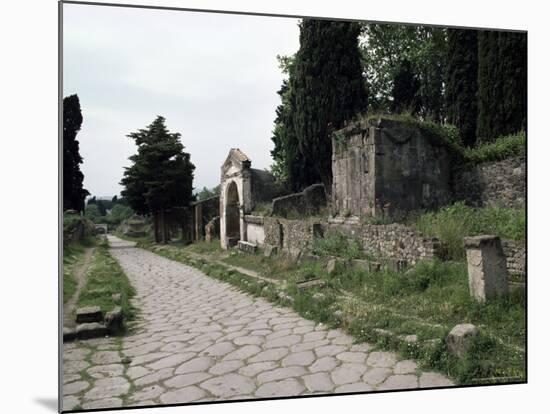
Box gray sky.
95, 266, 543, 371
63, 4, 300, 197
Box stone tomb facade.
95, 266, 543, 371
332, 117, 453, 219
219, 148, 278, 249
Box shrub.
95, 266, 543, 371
465, 130, 526, 164
311, 231, 364, 260
411, 202, 525, 260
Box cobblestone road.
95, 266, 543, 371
62, 236, 453, 410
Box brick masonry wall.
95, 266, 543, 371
453, 157, 526, 209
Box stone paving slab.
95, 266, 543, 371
62, 236, 453, 410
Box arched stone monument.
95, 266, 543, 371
220, 149, 252, 249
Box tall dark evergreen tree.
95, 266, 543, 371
121, 116, 195, 243
445, 29, 478, 147
271, 77, 318, 192
391, 59, 421, 114
291, 19, 368, 190
63, 94, 89, 212
477, 31, 527, 142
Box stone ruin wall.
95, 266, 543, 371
225, 121, 526, 277
254, 216, 439, 264
245, 215, 524, 276
329, 222, 441, 265
332, 118, 453, 219
501, 239, 526, 277
452, 157, 526, 209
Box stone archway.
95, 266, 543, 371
225, 181, 240, 247
220, 148, 252, 249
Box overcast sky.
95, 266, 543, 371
63, 4, 300, 197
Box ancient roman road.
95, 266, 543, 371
62, 235, 453, 411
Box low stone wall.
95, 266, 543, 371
248, 216, 524, 275
260, 217, 321, 256
453, 157, 526, 209
328, 221, 441, 265
258, 217, 439, 264
501, 239, 526, 277
244, 215, 266, 246
271, 184, 326, 218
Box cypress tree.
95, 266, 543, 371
445, 28, 478, 147
271, 78, 318, 192
63, 94, 89, 212
477, 31, 527, 142
121, 116, 195, 243
291, 19, 368, 190
391, 58, 421, 115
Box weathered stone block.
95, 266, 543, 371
238, 240, 257, 254
326, 258, 350, 275
263, 244, 278, 257
75, 306, 103, 324
76, 322, 108, 340
464, 235, 509, 302
296, 279, 326, 291
351, 259, 369, 271
105, 306, 124, 334
445, 323, 479, 357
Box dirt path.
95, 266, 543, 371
63, 247, 95, 328
62, 236, 453, 411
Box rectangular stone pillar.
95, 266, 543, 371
464, 235, 509, 303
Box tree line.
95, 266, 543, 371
271, 21, 527, 192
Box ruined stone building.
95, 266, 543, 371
215, 119, 525, 278
332, 117, 453, 219
219, 149, 279, 249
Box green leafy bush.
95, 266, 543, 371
465, 130, 525, 164
411, 202, 525, 260
311, 231, 364, 260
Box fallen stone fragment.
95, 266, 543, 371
445, 323, 479, 357
296, 279, 326, 291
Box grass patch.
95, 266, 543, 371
222, 250, 299, 280
334, 260, 525, 384
311, 231, 367, 260
409, 202, 525, 260
77, 241, 137, 327
63, 237, 97, 304
464, 131, 526, 164
63, 244, 85, 304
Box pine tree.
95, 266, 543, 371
391, 58, 421, 114
477, 31, 527, 142
445, 28, 478, 147
121, 116, 195, 243
63, 94, 89, 212
291, 19, 368, 190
